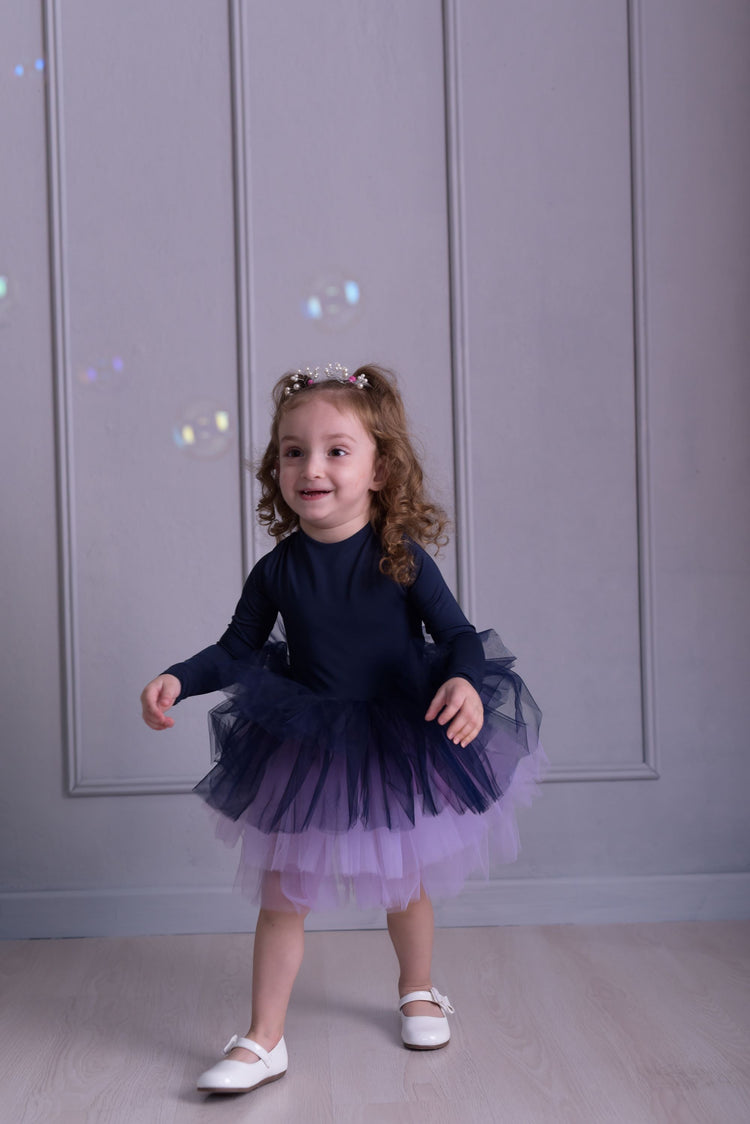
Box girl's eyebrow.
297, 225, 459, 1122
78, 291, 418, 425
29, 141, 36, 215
279, 432, 359, 443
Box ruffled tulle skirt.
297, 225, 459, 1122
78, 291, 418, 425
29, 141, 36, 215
195, 630, 546, 912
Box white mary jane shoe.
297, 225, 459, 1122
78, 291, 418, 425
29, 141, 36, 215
196, 1034, 288, 1094
399, 987, 455, 1050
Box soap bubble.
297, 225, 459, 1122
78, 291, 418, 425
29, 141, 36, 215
302, 270, 362, 331
13, 59, 44, 78
173, 402, 233, 459
0, 274, 15, 323
75, 355, 125, 388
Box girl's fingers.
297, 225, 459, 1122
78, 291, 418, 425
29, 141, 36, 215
148, 713, 174, 730
424, 687, 449, 722
140, 676, 179, 730
426, 680, 484, 744
141, 701, 172, 730
446, 708, 482, 745
428, 690, 469, 726
435, 701, 461, 726
447, 718, 475, 745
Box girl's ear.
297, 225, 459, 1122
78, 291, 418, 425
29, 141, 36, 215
370, 455, 387, 492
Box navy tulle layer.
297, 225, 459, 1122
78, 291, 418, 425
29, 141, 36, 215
195, 630, 546, 912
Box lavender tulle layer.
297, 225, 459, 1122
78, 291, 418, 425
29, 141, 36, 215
195, 630, 546, 912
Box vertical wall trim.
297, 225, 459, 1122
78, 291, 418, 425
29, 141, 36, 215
628, 0, 659, 778
228, 0, 256, 577
442, 0, 476, 623
46, 3, 240, 795
43, 0, 81, 794
443, 0, 658, 783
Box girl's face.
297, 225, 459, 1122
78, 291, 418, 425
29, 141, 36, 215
277, 393, 385, 542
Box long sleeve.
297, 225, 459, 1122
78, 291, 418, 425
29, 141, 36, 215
163, 559, 279, 702
407, 548, 484, 688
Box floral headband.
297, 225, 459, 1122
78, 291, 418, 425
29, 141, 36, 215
284, 363, 370, 396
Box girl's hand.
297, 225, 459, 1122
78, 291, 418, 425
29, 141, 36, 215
140, 674, 181, 730
425, 677, 484, 747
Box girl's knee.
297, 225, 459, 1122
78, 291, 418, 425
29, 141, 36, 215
386, 887, 431, 917
259, 871, 310, 917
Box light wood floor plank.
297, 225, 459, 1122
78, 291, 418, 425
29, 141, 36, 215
0, 921, 748, 1123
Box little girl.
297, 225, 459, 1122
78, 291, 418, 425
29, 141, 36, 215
141, 363, 544, 1095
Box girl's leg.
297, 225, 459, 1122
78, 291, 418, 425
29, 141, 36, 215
386, 887, 443, 1017
227, 875, 308, 1063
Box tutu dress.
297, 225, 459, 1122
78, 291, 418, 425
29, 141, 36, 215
165, 523, 545, 912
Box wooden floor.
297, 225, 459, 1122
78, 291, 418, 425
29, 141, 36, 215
1, 921, 748, 1123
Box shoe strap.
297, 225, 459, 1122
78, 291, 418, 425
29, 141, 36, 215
399, 987, 455, 1015
222, 1034, 272, 1067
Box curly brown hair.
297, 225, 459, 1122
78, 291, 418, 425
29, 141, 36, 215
255, 364, 448, 584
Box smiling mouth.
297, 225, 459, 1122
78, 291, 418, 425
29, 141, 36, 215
299, 489, 331, 498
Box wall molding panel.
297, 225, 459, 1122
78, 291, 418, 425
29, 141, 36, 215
229, 0, 257, 580
444, 0, 657, 784
43, 0, 81, 794
627, 0, 660, 784
442, 0, 476, 625
44, 0, 242, 795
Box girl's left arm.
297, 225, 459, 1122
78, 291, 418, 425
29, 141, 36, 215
408, 548, 485, 746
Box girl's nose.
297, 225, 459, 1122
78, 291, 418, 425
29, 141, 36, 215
303, 451, 325, 478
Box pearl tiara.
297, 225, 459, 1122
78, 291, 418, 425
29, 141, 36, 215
284, 364, 370, 396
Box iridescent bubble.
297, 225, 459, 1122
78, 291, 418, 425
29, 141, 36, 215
14, 59, 45, 78
75, 355, 125, 387
302, 270, 362, 331
0, 274, 15, 323
173, 402, 233, 459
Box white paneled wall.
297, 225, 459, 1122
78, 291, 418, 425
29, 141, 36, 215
456, 0, 648, 779
0, 0, 748, 939
53, 0, 241, 793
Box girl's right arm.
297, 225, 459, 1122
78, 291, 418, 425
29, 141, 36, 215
139, 557, 279, 730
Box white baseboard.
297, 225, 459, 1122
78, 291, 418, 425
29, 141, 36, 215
2, 872, 749, 940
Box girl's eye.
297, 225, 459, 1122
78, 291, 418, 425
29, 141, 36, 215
282, 448, 302, 458
329, 447, 347, 457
